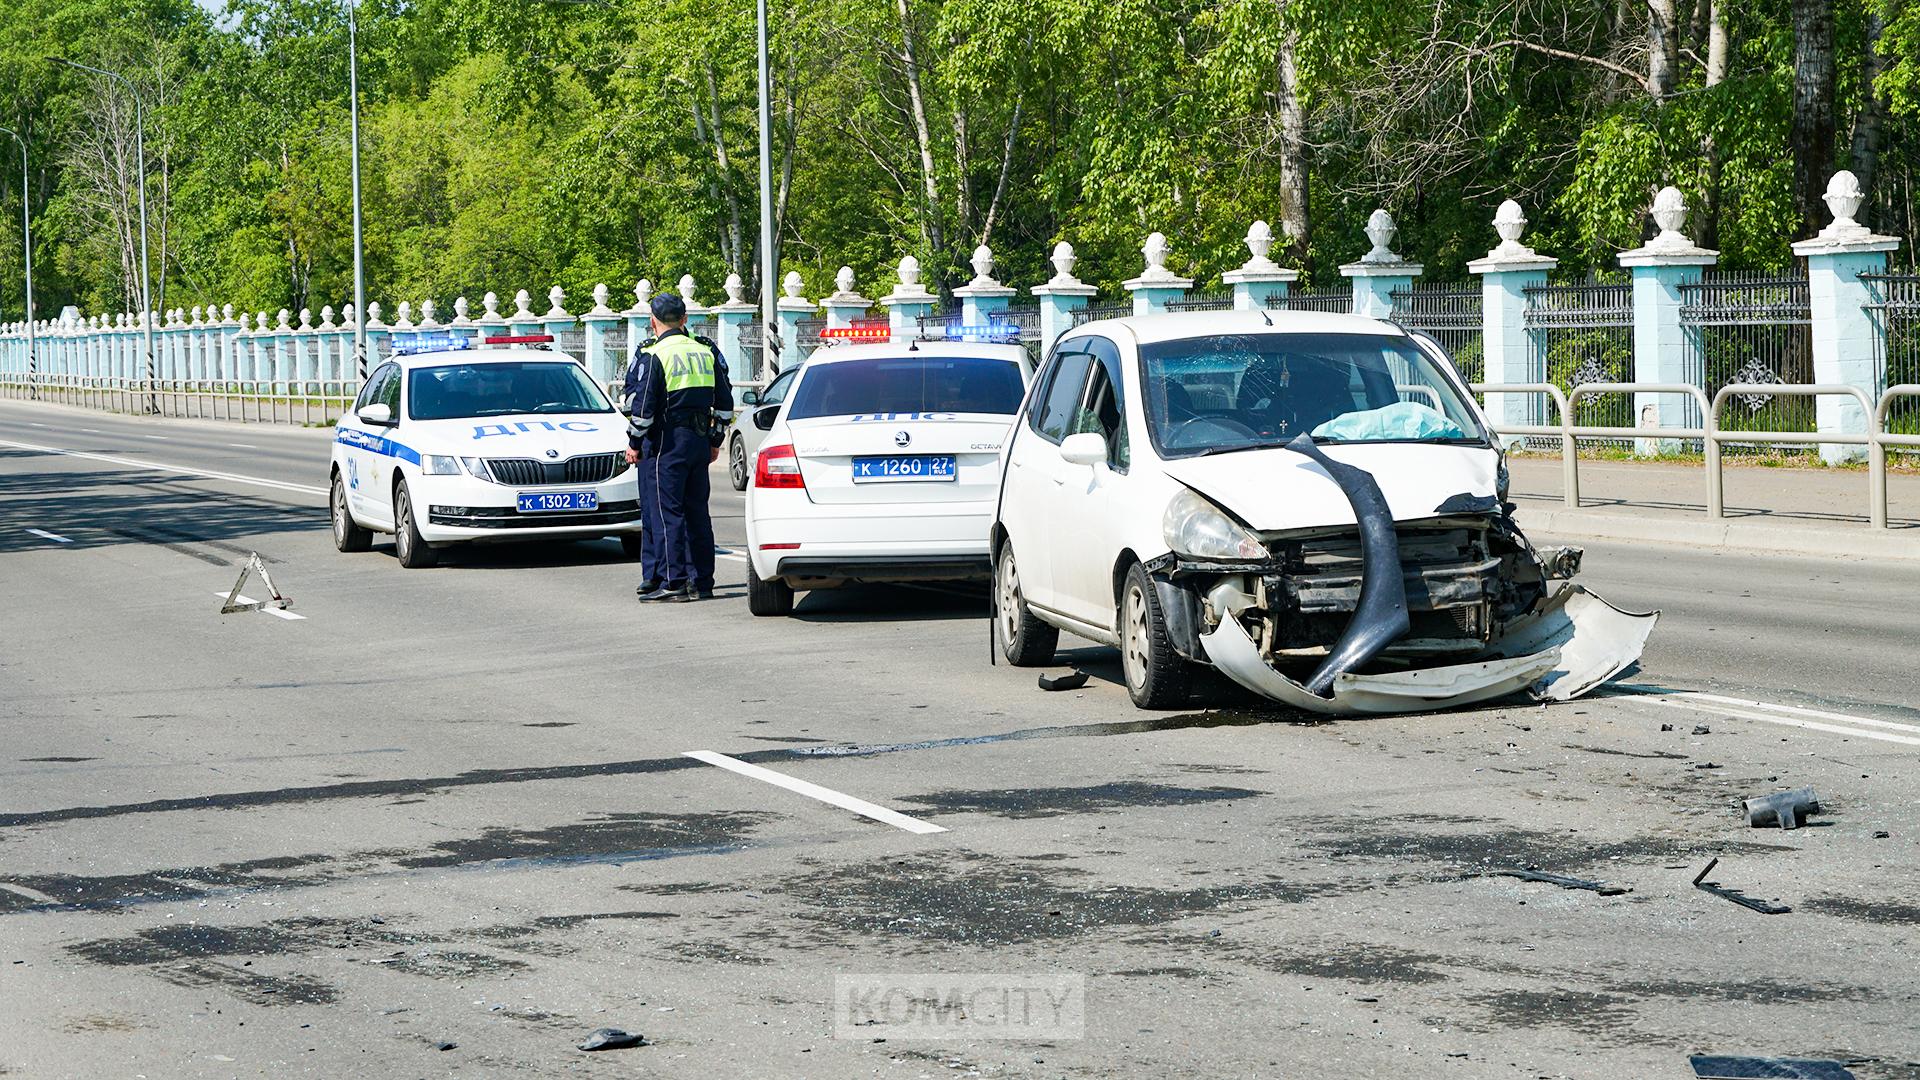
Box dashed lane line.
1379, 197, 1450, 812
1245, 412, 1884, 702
0, 438, 326, 496
212, 591, 307, 621
23, 528, 72, 544
683, 749, 947, 835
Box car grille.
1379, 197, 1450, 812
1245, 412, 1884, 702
485, 453, 623, 486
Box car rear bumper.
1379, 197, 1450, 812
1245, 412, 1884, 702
773, 553, 990, 582
747, 495, 993, 582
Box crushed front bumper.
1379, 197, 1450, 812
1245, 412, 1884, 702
1198, 584, 1657, 716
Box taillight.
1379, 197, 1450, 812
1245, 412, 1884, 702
754, 444, 806, 489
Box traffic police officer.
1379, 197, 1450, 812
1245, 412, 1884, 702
625, 292, 732, 602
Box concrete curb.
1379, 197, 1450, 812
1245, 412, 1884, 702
1516, 506, 1920, 562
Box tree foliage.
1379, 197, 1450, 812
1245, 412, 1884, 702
0, 0, 1912, 321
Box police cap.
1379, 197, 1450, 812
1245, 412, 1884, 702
650, 293, 687, 322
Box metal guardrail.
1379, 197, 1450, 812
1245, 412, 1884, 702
0, 373, 361, 426
1474, 381, 1909, 528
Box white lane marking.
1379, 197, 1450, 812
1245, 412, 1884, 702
212, 591, 307, 621
143, 435, 170, 441
27, 422, 46, 427
1659, 690, 1920, 737
24, 528, 72, 543
715, 553, 748, 563
80, 428, 102, 433
0, 882, 59, 904
228, 443, 257, 449
1648, 697, 1920, 749
0, 439, 326, 496
683, 750, 947, 835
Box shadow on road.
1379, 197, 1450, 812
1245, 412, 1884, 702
0, 452, 323, 558
789, 581, 986, 623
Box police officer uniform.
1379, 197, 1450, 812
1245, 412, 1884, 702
629, 294, 733, 602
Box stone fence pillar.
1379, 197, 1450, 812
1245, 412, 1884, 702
879, 256, 937, 342
775, 272, 813, 368
953, 245, 1016, 326
1792, 170, 1904, 464
1124, 232, 1192, 315
1619, 186, 1717, 454
1468, 199, 1557, 443
820, 267, 871, 331
1030, 242, 1097, 353
1341, 210, 1421, 319
1222, 221, 1297, 310
712, 273, 758, 378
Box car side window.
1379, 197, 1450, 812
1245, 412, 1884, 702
1072, 337, 1129, 471
355, 365, 394, 413
377, 365, 402, 415
1031, 347, 1094, 445
763, 368, 797, 406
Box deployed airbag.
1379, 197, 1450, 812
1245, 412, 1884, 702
1311, 401, 1467, 442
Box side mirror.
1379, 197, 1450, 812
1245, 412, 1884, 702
359, 402, 394, 425
753, 405, 779, 432
740, 388, 761, 406
1059, 431, 1108, 467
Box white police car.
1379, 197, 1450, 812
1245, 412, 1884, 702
329, 333, 643, 568
743, 322, 1034, 614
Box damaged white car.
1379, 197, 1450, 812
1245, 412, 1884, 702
990, 311, 1656, 714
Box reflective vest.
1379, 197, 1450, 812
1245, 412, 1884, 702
643, 333, 716, 394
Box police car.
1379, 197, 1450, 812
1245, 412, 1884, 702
329, 333, 643, 568
742, 323, 1034, 615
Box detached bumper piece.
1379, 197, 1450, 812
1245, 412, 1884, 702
429, 500, 642, 529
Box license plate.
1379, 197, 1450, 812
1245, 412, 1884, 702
851, 455, 957, 483
517, 491, 598, 512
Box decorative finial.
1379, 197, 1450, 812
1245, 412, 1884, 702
545, 285, 569, 318
634, 279, 653, 308
1246, 220, 1275, 264
1819, 171, 1867, 240
276, 308, 292, 330
968, 244, 995, 286
482, 292, 500, 319
366, 301, 385, 328
724, 272, 746, 305
453, 296, 470, 324
1362, 209, 1400, 262
834, 266, 855, 295
298, 308, 313, 330
783, 271, 804, 299
590, 283, 611, 315
1143, 232, 1169, 272
677, 274, 697, 303
1049, 241, 1078, 283
419, 298, 438, 327
898, 255, 921, 289
1650, 187, 1689, 245
320, 305, 336, 329
395, 301, 414, 329
221, 303, 235, 322
511, 290, 532, 319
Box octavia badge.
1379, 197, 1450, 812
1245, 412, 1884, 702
893, 430, 911, 448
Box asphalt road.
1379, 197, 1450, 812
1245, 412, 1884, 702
3, 398, 1917, 1080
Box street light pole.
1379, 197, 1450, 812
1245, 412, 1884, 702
0, 125, 33, 400
346, 0, 368, 380
61, 59, 155, 411
755, 0, 775, 381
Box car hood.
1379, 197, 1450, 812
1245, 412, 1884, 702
1160, 443, 1499, 532
396, 414, 625, 457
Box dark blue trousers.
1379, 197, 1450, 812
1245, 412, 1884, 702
652, 424, 715, 590
636, 440, 666, 583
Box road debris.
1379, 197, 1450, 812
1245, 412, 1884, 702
1689, 1055, 1855, 1079
1741, 786, 1820, 830
1692, 724, 1711, 735
1484, 867, 1629, 896
434, 1041, 457, 1052
577, 1027, 647, 1051
1037, 671, 1089, 692
1692, 858, 1791, 915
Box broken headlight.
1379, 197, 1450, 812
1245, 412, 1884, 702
1163, 488, 1265, 560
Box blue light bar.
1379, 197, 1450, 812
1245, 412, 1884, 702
392, 331, 471, 356
936, 318, 1022, 344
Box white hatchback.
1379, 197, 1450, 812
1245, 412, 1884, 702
742, 339, 1032, 614
329, 339, 643, 568
992, 311, 1655, 714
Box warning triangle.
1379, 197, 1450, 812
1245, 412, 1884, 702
219, 552, 293, 614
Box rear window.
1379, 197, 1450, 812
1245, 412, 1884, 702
786, 356, 1024, 420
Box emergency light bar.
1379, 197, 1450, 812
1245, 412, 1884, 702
391, 331, 471, 356
482, 333, 556, 346
818, 322, 891, 343
932, 318, 1022, 345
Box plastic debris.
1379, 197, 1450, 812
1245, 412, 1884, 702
1690, 1055, 1854, 1079
578, 1028, 647, 1052
1692, 858, 1791, 915
1037, 671, 1089, 692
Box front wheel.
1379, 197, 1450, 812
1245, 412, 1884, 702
996, 542, 1059, 666
331, 472, 371, 552
728, 434, 749, 491
392, 479, 439, 569
1120, 562, 1190, 708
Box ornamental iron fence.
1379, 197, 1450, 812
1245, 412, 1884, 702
1391, 282, 1484, 385
1679, 271, 1813, 452
1524, 273, 1634, 443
